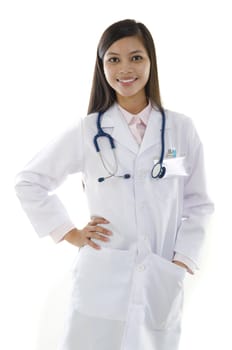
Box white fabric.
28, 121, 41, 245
15, 103, 214, 350
50, 222, 76, 243
58, 246, 185, 350
173, 252, 198, 272
118, 104, 198, 274
58, 309, 125, 350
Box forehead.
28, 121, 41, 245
105, 36, 147, 55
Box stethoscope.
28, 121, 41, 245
93, 108, 166, 182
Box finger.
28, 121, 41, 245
87, 238, 101, 250
90, 232, 110, 242
89, 217, 110, 225
88, 225, 112, 236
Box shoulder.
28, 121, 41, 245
164, 108, 199, 136
164, 108, 202, 148
164, 108, 193, 127
82, 112, 98, 132
85, 104, 117, 119
83, 104, 117, 127
85, 111, 99, 121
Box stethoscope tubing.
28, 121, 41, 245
94, 107, 166, 181
93, 111, 115, 152
159, 107, 166, 166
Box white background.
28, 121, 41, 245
0, 0, 231, 349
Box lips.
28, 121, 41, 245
117, 77, 137, 85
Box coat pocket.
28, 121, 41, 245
163, 156, 188, 178
151, 157, 188, 204
71, 246, 135, 321
144, 253, 186, 330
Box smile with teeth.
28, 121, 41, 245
117, 78, 137, 84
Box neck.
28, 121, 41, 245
117, 95, 148, 114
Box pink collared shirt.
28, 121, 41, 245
117, 102, 152, 144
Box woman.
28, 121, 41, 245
15, 19, 214, 350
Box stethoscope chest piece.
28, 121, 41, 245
151, 162, 166, 179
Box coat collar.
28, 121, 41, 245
100, 103, 170, 155
101, 104, 139, 154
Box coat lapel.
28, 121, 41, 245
138, 107, 164, 156
101, 104, 139, 154
100, 104, 171, 156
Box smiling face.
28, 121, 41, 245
103, 36, 151, 109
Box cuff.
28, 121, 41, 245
50, 222, 76, 243
173, 252, 199, 274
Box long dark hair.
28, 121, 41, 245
87, 19, 163, 114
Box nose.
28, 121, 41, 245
118, 61, 133, 74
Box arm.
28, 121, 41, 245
174, 119, 214, 268
14, 119, 84, 239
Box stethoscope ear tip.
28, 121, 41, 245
98, 174, 131, 182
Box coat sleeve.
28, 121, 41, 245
14, 119, 84, 239
174, 118, 214, 267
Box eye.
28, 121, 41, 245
131, 55, 143, 61
108, 57, 120, 63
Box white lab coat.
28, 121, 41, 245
15, 103, 214, 350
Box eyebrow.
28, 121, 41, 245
105, 50, 145, 56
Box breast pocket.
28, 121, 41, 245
151, 156, 189, 202
71, 246, 135, 321
144, 253, 186, 330
163, 156, 189, 178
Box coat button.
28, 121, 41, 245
137, 264, 146, 272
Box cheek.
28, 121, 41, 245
142, 63, 151, 82
136, 61, 150, 78
103, 66, 115, 85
